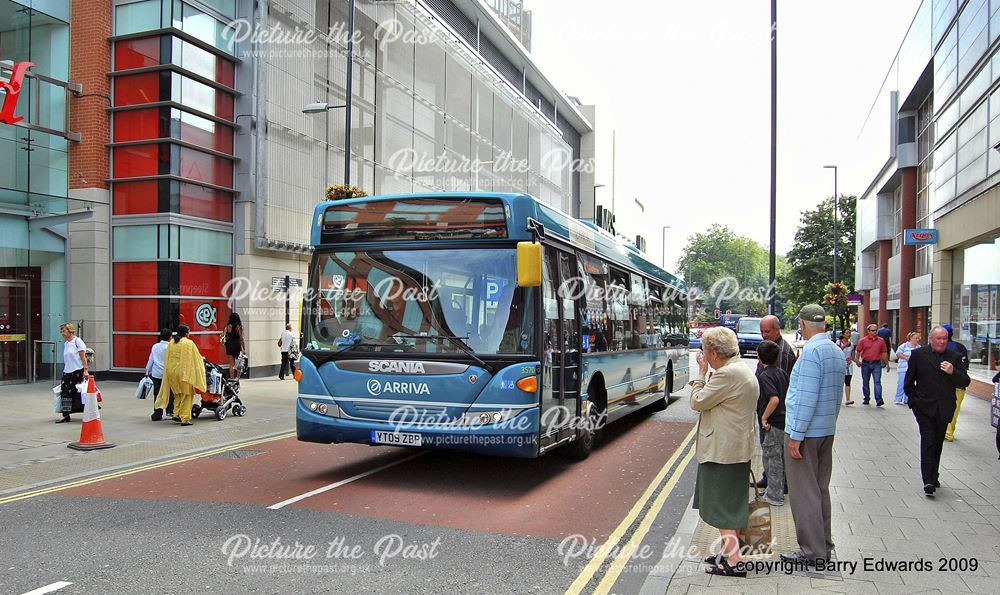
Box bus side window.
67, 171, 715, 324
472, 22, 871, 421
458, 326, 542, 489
608, 269, 630, 351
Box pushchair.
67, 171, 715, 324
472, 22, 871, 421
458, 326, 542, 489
192, 360, 246, 420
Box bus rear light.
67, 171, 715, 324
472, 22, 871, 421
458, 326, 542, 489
515, 376, 538, 393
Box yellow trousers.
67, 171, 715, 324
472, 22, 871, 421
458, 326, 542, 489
945, 388, 965, 441
174, 391, 194, 423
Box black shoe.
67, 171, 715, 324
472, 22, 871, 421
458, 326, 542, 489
151, 409, 163, 421
933, 480, 941, 488
780, 551, 826, 566
862, 399, 870, 405
876, 401, 884, 407
55, 416, 71, 424
924, 483, 936, 495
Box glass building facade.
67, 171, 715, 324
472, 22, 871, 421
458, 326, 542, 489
0, 0, 72, 383
110, 0, 238, 368
856, 0, 1000, 384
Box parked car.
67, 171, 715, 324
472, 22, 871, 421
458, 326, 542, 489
689, 329, 702, 349
734, 317, 764, 357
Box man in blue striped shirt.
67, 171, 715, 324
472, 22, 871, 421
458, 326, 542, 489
780, 304, 845, 567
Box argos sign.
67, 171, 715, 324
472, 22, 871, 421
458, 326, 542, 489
903, 228, 938, 246
0, 62, 33, 125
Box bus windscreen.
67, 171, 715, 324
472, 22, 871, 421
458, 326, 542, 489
320, 197, 508, 243
305, 248, 535, 356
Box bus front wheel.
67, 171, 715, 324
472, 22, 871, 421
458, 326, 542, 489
564, 401, 600, 461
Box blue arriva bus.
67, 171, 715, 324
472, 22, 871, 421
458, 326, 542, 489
295, 193, 689, 459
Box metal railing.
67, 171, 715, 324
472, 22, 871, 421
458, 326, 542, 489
33, 340, 57, 383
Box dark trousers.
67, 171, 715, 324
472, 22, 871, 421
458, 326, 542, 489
785, 434, 835, 559
151, 376, 174, 414
279, 352, 296, 379
912, 408, 947, 486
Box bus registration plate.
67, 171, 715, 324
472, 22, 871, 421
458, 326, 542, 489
371, 430, 422, 446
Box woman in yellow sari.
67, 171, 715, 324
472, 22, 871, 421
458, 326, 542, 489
156, 325, 207, 425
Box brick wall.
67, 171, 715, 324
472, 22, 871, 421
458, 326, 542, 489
69, 0, 112, 190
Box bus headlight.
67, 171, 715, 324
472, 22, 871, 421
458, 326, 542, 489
462, 409, 516, 426
302, 398, 340, 418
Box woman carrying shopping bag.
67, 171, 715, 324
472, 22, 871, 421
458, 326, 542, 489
56, 323, 88, 423
157, 325, 206, 426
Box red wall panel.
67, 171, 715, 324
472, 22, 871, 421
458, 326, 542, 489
178, 182, 233, 222
114, 109, 161, 142
113, 262, 158, 295
113, 299, 160, 331
113, 72, 161, 106
115, 37, 161, 70
180, 264, 232, 297
113, 334, 159, 369
112, 180, 159, 215
113, 144, 161, 178
177, 146, 232, 187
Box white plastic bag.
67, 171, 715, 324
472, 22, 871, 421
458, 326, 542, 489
135, 376, 154, 399
53, 385, 62, 413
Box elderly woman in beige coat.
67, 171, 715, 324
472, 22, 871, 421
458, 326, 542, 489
689, 326, 760, 578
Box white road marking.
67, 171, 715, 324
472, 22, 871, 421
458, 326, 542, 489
20, 582, 73, 595
267, 452, 426, 510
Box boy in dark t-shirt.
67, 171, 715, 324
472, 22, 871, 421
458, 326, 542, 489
756, 340, 789, 506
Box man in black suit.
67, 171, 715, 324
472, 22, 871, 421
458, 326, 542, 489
903, 326, 971, 496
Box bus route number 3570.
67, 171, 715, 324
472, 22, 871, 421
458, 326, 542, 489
371, 430, 423, 446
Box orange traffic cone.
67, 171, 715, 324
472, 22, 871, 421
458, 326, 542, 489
68, 376, 116, 451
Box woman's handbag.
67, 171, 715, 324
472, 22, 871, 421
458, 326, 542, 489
739, 470, 773, 555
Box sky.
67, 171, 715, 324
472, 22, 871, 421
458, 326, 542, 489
526, 0, 922, 271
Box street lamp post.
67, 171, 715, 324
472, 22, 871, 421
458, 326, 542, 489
823, 165, 839, 285
592, 183, 605, 222
824, 164, 839, 333
303, 102, 347, 187
661, 225, 671, 269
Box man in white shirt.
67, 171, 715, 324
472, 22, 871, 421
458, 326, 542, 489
148, 328, 174, 421
278, 324, 298, 380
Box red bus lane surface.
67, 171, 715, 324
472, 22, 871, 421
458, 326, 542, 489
61, 417, 693, 541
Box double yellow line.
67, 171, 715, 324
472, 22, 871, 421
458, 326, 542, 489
0, 432, 295, 506
565, 426, 696, 595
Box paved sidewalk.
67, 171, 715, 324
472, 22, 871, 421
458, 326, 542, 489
660, 364, 1000, 594
0, 376, 298, 497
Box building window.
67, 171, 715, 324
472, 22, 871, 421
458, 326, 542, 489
113, 224, 232, 265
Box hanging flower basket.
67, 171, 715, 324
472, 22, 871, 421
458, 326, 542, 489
325, 184, 368, 201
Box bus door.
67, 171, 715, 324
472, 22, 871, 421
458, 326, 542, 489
540, 247, 581, 449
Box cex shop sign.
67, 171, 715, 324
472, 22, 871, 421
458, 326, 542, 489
0, 61, 33, 125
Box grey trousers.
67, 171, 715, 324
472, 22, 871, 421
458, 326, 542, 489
762, 427, 786, 502
785, 434, 835, 559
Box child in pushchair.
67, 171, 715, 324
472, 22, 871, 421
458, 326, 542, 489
192, 360, 247, 420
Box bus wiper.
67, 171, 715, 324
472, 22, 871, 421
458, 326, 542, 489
394, 334, 491, 371
335, 333, 394, 353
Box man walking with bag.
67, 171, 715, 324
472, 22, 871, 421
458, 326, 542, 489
781, 305, 844, 567
903, 326, 971, 495
278, 324, 298, 380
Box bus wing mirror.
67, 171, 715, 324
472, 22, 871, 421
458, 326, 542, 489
517, 242, 542, 287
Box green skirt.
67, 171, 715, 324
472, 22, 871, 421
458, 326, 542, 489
693, 461, 750, 530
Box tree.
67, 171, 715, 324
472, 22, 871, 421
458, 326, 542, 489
782, 195, 856, 320
676, 224, 780, 318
